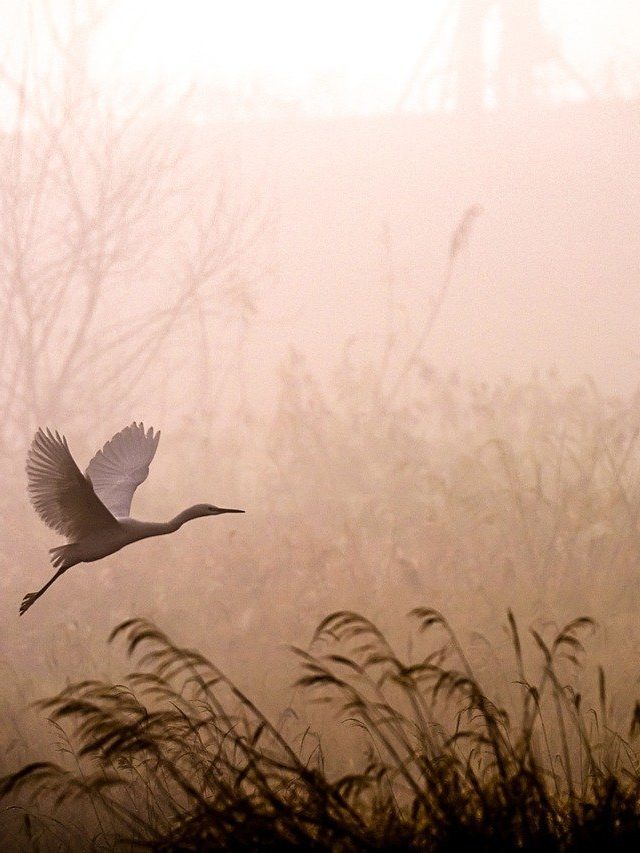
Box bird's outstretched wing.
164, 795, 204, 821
27, 429, 118, 541
86, 422, 161, 518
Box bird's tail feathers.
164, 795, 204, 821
49, 544, 79, 571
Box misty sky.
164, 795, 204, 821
3, 2, 638, 115
89, 0, 640, 111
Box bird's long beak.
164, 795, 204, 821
216, 507, 245, 514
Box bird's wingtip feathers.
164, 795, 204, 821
129, 421, 160, 445
129, 421, 159, 439
34, 427, 66, 447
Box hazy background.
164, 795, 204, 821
2, 0, 640, 777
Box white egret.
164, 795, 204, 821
21, 423, 244, 615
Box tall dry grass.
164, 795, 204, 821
1, 609, 639, 849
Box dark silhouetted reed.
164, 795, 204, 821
2, 609, 640, 850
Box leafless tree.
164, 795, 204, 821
0, 0, 272, 460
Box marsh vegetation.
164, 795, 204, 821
4, 363, 640, 848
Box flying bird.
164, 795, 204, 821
21, 423, 244, 615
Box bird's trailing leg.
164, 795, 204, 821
19, 567, 68, 615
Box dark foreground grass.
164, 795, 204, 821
2, 610, 640, 851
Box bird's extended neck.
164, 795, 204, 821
121, 507, 209, 541
120, 504, 242, 545
168, 506, 207, 531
